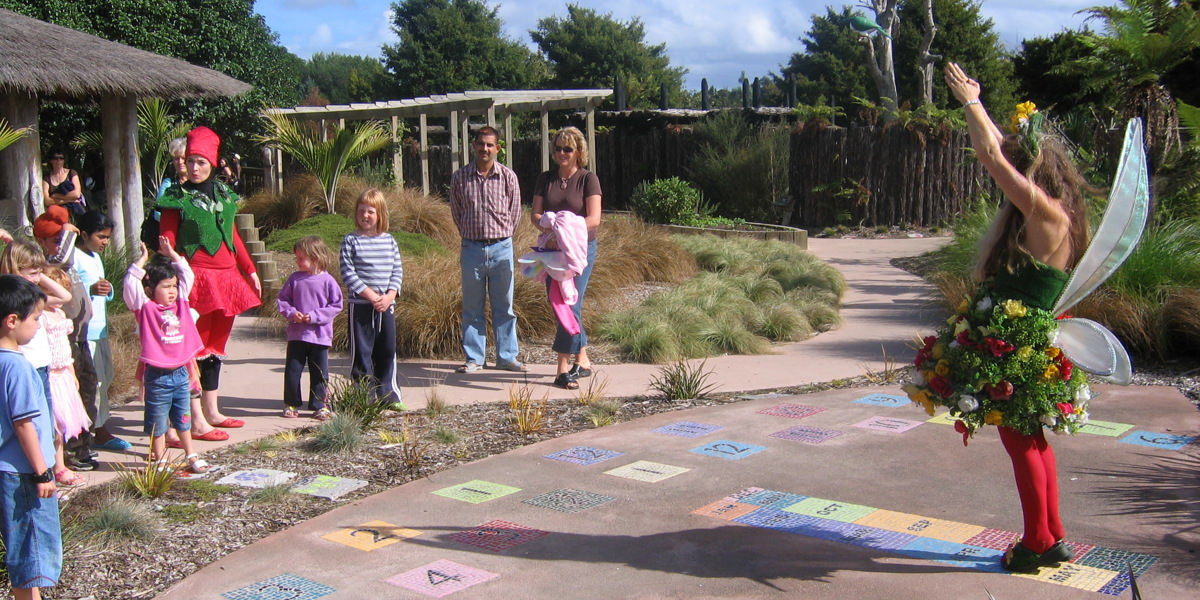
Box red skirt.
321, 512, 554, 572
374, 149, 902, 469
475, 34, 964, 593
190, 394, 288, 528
189, 264, 261, 316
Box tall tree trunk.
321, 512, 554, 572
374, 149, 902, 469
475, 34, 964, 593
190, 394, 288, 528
917, 0, 940, 106
863, 1, 900, 121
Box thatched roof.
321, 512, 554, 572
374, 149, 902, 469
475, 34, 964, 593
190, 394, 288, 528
0, 9, 252, 100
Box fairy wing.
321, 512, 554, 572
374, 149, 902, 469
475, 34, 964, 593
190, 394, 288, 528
1053, 317, 1133, 384
1051, 118, 1150, 315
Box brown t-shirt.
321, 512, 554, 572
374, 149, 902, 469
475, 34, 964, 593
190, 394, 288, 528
533, 168, 603, 241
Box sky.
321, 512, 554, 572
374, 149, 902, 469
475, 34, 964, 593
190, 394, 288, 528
256, 0, 1099, 90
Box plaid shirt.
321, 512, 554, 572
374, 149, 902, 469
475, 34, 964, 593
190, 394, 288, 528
449, 161, 522, 240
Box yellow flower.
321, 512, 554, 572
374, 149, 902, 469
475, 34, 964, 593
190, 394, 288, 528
984, 410, 1005, 426
921, 397, 935, 416
946, 314, 959, 325
902, 384, 920, 399
923, 370, 936, 383
1045, 347, 1061, 359
932, 344, 945, 359
1001, 299, 1028, 318
1043, 365, 1060, 381
977, 325, 993, 337
1010, 101, 1037, 133
935, 360, 950, 377
954, 320, 971, 335
956, 298, 969, 314
1017, 346, 1034, 360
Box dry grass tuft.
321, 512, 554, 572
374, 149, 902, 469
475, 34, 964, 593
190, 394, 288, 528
507, 383, 548, 434
575, 373, 609, 406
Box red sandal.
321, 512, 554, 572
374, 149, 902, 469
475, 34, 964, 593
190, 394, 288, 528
210, 418, 244, 428
191, 429, 230, 442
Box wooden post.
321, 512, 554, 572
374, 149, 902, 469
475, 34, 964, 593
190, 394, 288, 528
320, 120, 327, 142
419, 113, 429, 196
120, 96, 143, 248
100, 95, 125, 248
275, 147, 284, 195
701, 78, 710, 110
503, 111, 514, 168
753, 78, 761, 108
391, 115, 403, 187
450, 110, 460, 173
0, 92, 41, 230
586, 102, 597, 173
487, 105, 496, 128
262, 146, 275, 195
615, 74, 626, 111
338, 118, 345, 130
459, 111, 470, 165
659, 83, 669, 110
742, 79, 750, 109
540, 107, 550, 172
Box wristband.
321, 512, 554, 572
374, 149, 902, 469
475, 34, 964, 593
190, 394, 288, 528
964, 100, 982, 107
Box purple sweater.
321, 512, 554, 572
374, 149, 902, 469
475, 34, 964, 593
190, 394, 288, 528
277, 271, 344, 346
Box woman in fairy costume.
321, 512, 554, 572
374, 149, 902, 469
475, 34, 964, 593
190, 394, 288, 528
156, 126, 261, 430
908, 63, 1105, 573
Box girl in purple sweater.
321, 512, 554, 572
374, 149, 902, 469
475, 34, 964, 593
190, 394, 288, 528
277, 237, 343, 420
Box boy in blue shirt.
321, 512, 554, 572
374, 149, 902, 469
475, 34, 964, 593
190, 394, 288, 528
0, 274, 61, 599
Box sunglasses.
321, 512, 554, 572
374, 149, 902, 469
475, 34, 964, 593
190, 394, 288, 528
50, 156, 65, 160
554, 146, 575, 154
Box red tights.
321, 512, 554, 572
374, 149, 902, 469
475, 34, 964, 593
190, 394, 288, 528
998, 426, 1065, 553
195, 311, 236, 358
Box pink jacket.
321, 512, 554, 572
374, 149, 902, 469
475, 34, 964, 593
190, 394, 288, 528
124, 259, 203, 369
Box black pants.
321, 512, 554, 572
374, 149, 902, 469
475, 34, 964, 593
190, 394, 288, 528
347, 303, 400, 403
67, 338, 97, 458
284, 341, 329, 411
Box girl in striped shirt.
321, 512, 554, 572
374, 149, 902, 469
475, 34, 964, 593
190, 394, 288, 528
340, 189, 405, 409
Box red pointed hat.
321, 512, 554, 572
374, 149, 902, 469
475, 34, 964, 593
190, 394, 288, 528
186, 126, 220, 165
33, 205, 70, 239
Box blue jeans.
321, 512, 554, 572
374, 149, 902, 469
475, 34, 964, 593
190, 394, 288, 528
551, 238, 598, 354
460, 238, 520, 365
143, 365, 191, 435
0, 472, 61, 589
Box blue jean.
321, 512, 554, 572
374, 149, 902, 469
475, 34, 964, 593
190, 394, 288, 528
551, 238, 598, 354
460, 238, 519, 365
0, 472, 61, 589
143, 365, 191, 435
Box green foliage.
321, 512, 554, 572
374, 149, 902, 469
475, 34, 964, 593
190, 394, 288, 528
530, 4, 687, 108
689, 111, 789, 222
97, 242, 139, 315
309, 413, 366, 454
628, 177, 703, 225
326, 377, 388, 432
784, 7, 873, 107
1012, 31, 1107, 115
185, 479, 233, 502
648, 359, 718, 400
429, 425, 461, 444
382, 0, 548, 97
300, 53, 396, 104
247, 483, 296, 505
793, 98, 846, 124
257, 113, 391, 214
81, 494, 160, 542
115, 452, 178, 499
584, 399, 622, 427
0, 118, 33, 153
263, 213, 445, 259
161, 503, 202, 524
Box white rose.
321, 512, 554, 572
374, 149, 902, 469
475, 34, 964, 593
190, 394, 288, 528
1040, 414, 1058, 427
949, 341, 960, 349
912, 370, 927, 386
957, 395, 979, 412
1074, 386, 1092, 404
1048, 327, 1060, 345
1077, 413, 1089, 426
976, 297, 993, 312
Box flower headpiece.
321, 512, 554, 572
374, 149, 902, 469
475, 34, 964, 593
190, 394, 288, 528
1010, 101, 1045, 158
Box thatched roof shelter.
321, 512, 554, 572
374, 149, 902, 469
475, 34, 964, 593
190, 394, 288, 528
0, 8, 252, 244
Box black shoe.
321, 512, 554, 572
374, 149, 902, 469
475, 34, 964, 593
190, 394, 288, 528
68, 457, 99, 472
568, 363, 593, 378
1040, 541, 1075, 566
1001, 541, 1042, 573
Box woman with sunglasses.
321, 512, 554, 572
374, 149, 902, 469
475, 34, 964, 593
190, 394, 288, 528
530, 127, 602, 390
41, 151, 85, 214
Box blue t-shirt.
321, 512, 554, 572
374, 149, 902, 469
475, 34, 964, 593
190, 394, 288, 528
0, 349, 55, 473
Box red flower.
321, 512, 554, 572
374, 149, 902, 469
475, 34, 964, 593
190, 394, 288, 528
1056, 312, 1072, 320
955, 330, 972, 346
954, 420, 971, 447
923, 335, 938, 350
914, 349, 930, 367
984, 337, 1014, 357
1059, 357, 1073, 379
987, 380, 1014, 401
1056, 402, 1074, 415
929, 376, 953, 398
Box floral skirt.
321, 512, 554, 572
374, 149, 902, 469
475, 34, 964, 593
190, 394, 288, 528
905, 293, 1090, 439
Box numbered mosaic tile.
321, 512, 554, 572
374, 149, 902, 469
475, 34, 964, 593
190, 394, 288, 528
217, 469, 296, 489
448, 520, 550, 552
1012, 561, 1118, 592
735, 489, 809, 510
432, 480, 521, 504
897, 538, 1006, 573
852, 417, 924, 433
769, 425, 844, 444
604, 460, 689, 483
784, 497, 877, 523
290, 475, 367, 500
222, 573, 335, 600
733, 507, 812, 531
854, 509, 984, 544
543, 446, 623, 466
1097, 571, 1139, 596
925, 412, 958, 425
1118, 430, 1196, 451
320, 520, 421, 551
722, 487, 766, 502
691, 499, 759, 521
793, 518, 919, 551
853, 393, 911, 407
651, 421, 724, 438
690, 440, 767, 460
1073, 546, 1159, 577
757, 403, 826, 420
1078, 420, 1135, 437
386, 560, 498, 598
523, 488, 614, 513
736, 393, 788, 400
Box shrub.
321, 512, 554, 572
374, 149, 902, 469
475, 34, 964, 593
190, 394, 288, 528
82, 494, 160, 542
308, 413, 365, 454
648, 359, 718, 400
690, 111, 789, 222
327, 377, 388, 432
430, 425, 461, 444
628, 177, 703, 225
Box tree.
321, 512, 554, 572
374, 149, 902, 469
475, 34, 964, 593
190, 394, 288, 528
299, 53, 396, 104
382, 0, 548, 97
0, 119, 34, 153
530, 4, 687, 108
855, 1, 901, 119
1012, 32, 1106, 115
783, 7, 874, 110
70, 99, 193, 198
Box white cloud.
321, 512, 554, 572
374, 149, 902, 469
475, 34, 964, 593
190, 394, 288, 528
308, 24, 334, 48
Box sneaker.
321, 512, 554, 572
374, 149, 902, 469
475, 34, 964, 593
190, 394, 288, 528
93, 437, 132, 452
456, 362, 482, 373
67, 457, 99, 472
313, 408, 332, 421
282, 407, 300, 418
385, 401, 409, 412
495, 360, 529, 373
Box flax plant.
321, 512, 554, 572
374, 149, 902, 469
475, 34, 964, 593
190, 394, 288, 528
115, 450, 180, 499
0, 118, 33, 153
508, 383, 548, 434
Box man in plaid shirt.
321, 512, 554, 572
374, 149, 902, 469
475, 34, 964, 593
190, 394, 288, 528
449, 126, 528, 374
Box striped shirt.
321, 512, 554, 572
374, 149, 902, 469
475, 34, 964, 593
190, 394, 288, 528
340, 232, 404, 305
449, 161, 522, 240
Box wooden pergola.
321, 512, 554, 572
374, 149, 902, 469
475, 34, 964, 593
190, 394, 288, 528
265, 89, 612, 195
0, 9, 251, 246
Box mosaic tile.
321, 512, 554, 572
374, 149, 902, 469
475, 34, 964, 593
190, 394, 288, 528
783, 497, 877, 522
721, 487, 766, 502
786, 516, 918, 551
523, 488, 614, 513
222, 573, 335, 600
447, 520, 550, 552
320, 520, 420, 551
385, 560, 498, 598
690, 439, 767, 460
1077, 420, 1135, 437
896, 537, 1006, 573
1012, 561, 1118, 592
757, 403, 826, 419
691, 499, 760, 521
768, 425, 844, 444
290, 475, 367, 500
853, 509, 984, 544
651, 421, 724, 438
432, 480, 521, 504
1097, 570, 1137, 596
604, 460, 689, 483
1118, 430, 1196, 451
853, 393, 912, 407
1074, 546, 1159, 577
925, 412, 958, 425
852, 416, 924, 433
543, 446, 624, 466
216, 469, 296, 489
735, 489, 809, 510
963, 528, 1020, 551
733, 508, 812, 531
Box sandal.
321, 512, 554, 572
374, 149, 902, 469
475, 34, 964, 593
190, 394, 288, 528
55, 470, 85, 486
283, 407, 300, 418
210, 418, 244, 428
166, 439, 184, 449
1001, 540, 1042, 573
191, 429, 230, 442
568, 364, 593, 378
312, 408, 332, 421
185, 453, 210, 474
554, 372, 579, 390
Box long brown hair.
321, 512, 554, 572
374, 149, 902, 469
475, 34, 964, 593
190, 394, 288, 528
974, 133, 1095, 281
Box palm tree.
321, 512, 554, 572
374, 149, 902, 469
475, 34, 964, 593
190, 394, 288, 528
257, 112, 391, 214
0, 118, 33, 153
1073, 0, 1200, 167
